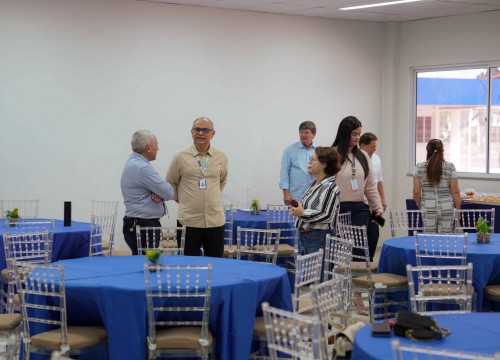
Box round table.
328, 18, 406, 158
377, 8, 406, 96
352, 313, 500, 359
0, 219, 91, 269
38, 255, 292, 360
378, 233, 500, 310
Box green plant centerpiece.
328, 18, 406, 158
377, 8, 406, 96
250, 198, 260, 215
476, 217, 491, 244
5, 208, 20, 226
145, 249, 161, 271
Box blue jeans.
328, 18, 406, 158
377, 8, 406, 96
300, 229, 336, 255
300, 229, 335, 282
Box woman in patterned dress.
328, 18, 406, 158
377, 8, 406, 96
413, 139, 462, 233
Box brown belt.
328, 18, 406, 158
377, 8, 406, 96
299, 229, 319, 233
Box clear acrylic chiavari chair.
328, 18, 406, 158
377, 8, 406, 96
143, 263, 214, 360
262, 302, 330, 360
406, 263, 474, 315
89, 200, 118, 256
338, 223, 408, 322
388, 209, 427, 237
236, 227, 281, 264
0, 199, 39, 219
135, 225, 186, 256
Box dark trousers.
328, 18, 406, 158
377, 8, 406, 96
367, 220, 380, 262
339, 202, 371, 259
123, 217, 161, 255
177, 221, 225, 258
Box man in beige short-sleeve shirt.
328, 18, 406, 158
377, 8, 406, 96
166, 117, 228, 257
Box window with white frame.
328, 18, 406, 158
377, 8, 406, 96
412, 66, 500, 176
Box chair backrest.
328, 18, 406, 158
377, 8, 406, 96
337, 211, 351, 228
144, 263, 213, 357
15, 263, 68, 347
406, 263, 474, 314
389, 209, 427, 237
0, 199, 39, 219
266, 205, 295, 223
266, 204, 297, 249
136, 226, 186, 255
224, 204, 234, 253
3, 231, 52, 271
4, 219, 54, 237
293, 249, 323, 314
262, 302, 329, 360
222, 188, 249, 210
236, 227, 281, 264
90, 200, 118, 256
391, 339, 500, 360
311, 277, 349, 338
454, 208, 495, 233
324, 233, 353, 281
414, 232, 468, 267
323, 234, 353, 309
337, 223, 370, 277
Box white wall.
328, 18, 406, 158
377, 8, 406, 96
389, 11, 500, 211
0, 0, 385, 248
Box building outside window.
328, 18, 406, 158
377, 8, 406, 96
412, 66, 500, 176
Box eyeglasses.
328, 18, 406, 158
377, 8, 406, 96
192, 127, 213, 134
309, 157, 319, 163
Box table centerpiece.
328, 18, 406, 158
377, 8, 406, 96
5, 208, 20, 226
250, 198, 261, 215
145, 249, 161, 271
476, 217, 491, 244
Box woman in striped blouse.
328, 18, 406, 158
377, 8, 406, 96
290, 146, 341, 255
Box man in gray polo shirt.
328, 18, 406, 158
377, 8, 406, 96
121, 130, 174, 255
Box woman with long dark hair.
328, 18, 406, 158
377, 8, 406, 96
331, 116, 383, 237
413, 139, 461, 232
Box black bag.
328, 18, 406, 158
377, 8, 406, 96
394, 311, 451, 341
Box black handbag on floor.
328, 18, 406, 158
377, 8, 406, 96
394, 311, 451, 341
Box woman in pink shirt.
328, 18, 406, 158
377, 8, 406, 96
331, 116, 383, 233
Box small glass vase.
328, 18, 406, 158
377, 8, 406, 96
8, 219, 17, 227
148, 259, 160, 272
477, 232, 490, 244
250, 206, 260, 215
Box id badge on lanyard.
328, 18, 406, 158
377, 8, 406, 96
196, 154, 210, 190
350, 154, 359, 191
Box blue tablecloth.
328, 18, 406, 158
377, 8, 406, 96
231, 210, 295, 245
352, 313, 500, 359
45, 256, 292, 360
0, 219, 91, 269
378, 234, 500, 310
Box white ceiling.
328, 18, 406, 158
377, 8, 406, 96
142, 0, 500, 22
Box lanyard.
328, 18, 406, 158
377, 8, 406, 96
195, 154, 210, 177
347, 154, 356, 179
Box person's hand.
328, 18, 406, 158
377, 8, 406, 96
290, 201, 304, 217
283, 193, 292, 206
151, 193, 161, 202
374, 209, 383, 218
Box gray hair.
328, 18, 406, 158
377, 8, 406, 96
192, 117, 215, 130
131, 130, 155, 153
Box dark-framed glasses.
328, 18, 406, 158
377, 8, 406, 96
192, 127, 213, 134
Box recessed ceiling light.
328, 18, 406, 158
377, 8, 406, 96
340, 0, 422, 10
